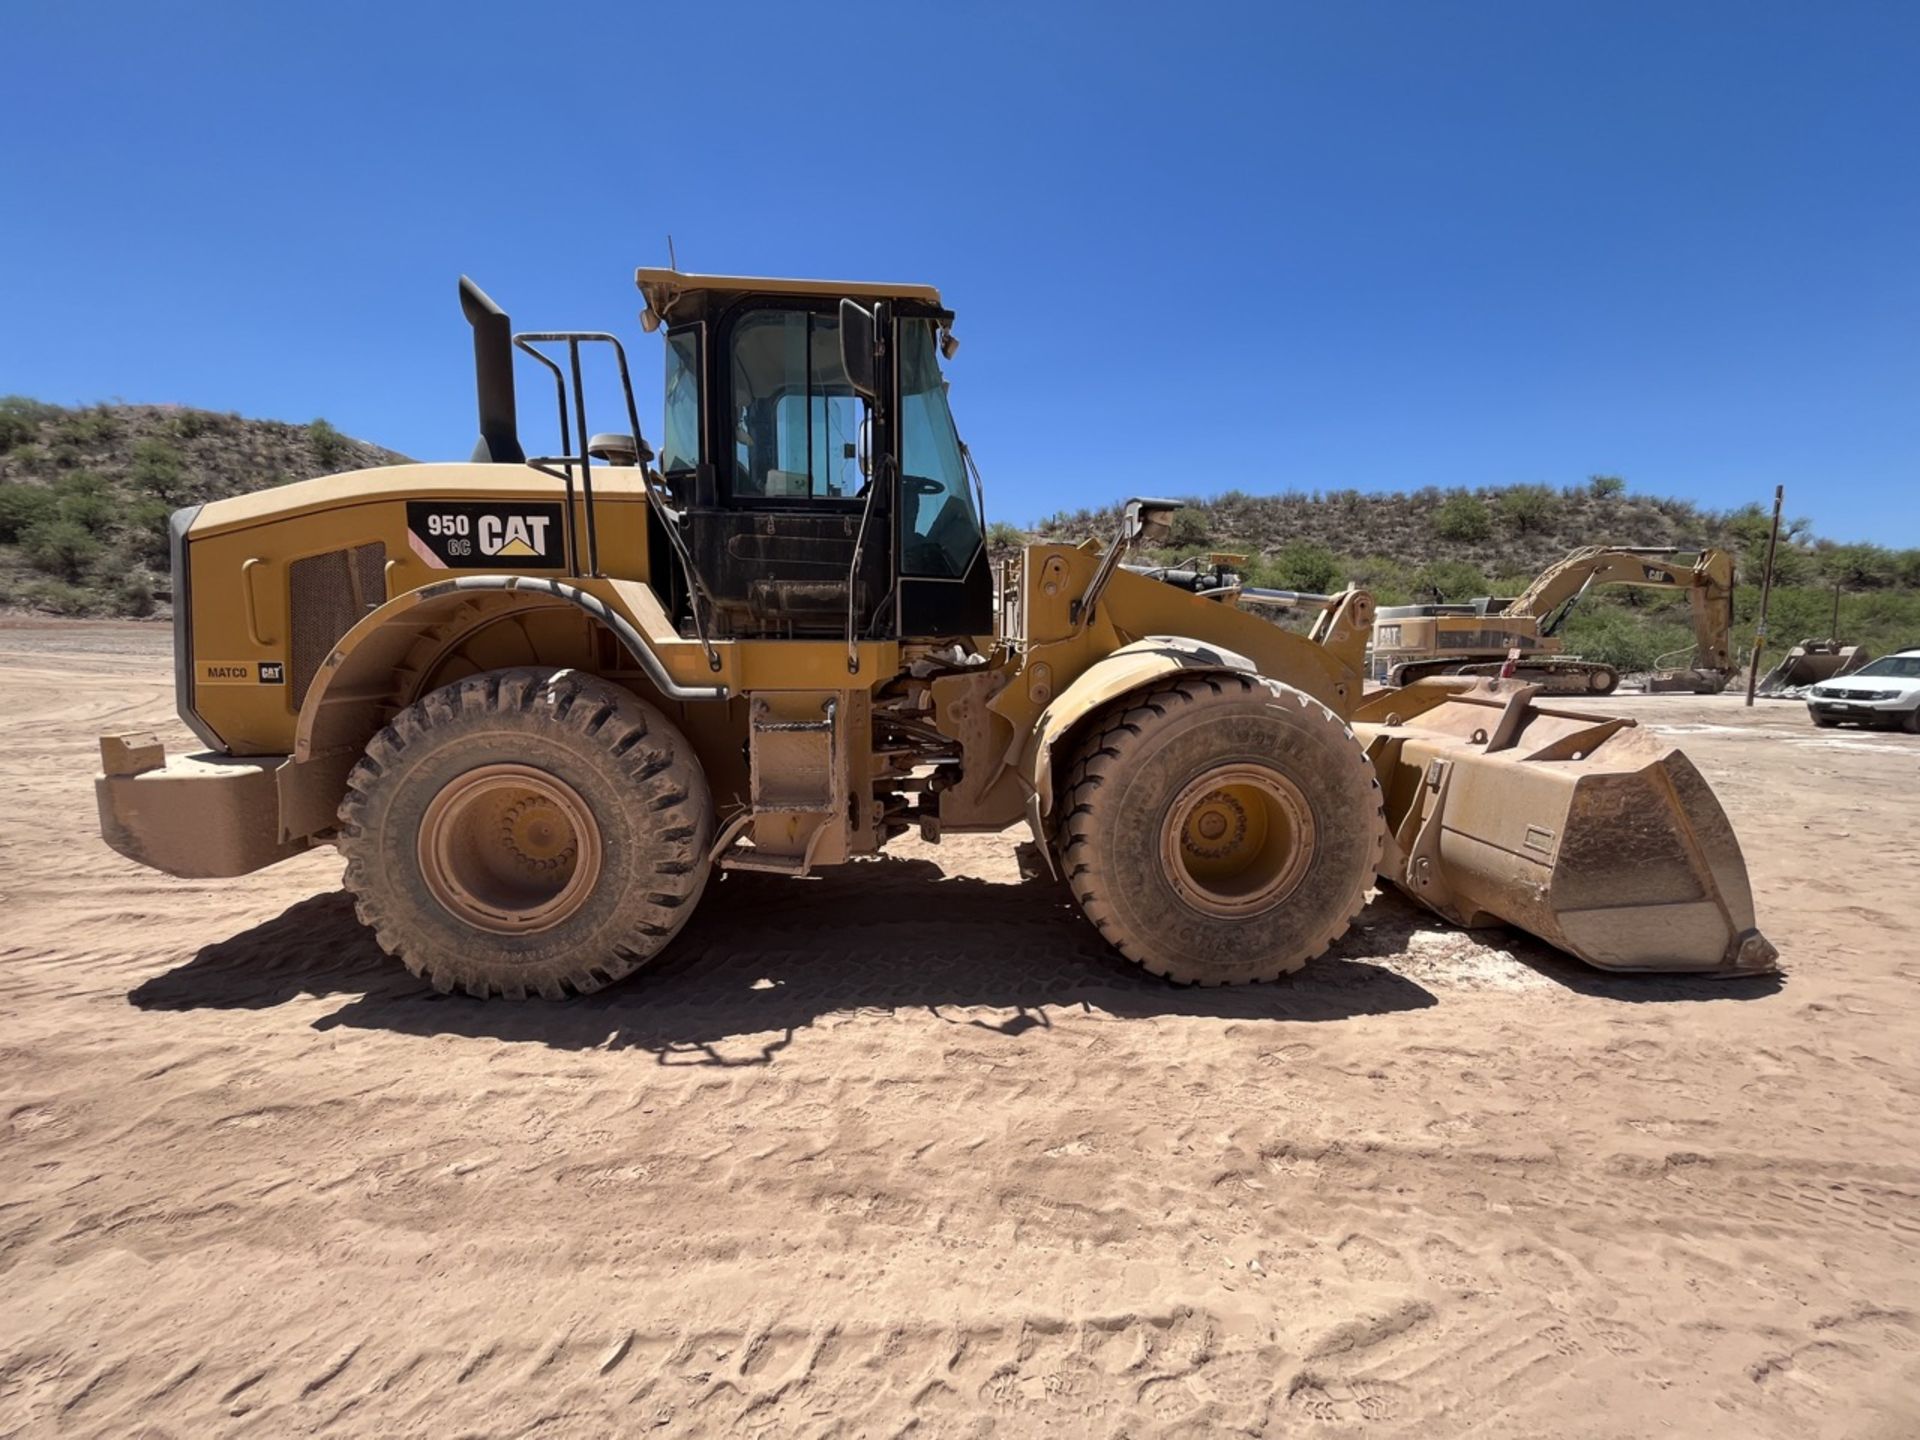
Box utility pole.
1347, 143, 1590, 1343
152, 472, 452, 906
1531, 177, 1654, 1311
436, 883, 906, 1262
1744, 485, 1784, 706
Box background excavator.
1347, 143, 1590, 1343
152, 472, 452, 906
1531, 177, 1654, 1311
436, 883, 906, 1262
1370, 545, 1738, 695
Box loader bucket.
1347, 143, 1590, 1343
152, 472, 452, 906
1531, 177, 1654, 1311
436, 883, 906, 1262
1351, 680, 1777, 975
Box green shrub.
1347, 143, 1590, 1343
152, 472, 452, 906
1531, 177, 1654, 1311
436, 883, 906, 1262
113, 571, 157, 617
0, 396, 59, 455
1496, 484, 1557, 534
52, 470, 114, 532
1588, 474, 1627, 500
985, 521, 1026, 549
1432, 493, 1491, 542
21, 518, 101, 582
60, 407, 119, 447
1557, 605, 1696, 673
1816, 543, 1897, 589
0, 481, 56, 541
1415, 560, 1490, 602
20, 579, 99, 615
1167, 507, 1210, 551
127, 496, 174, 566
1339, 553, 1418, 606
164, 408, 230, 442
130, 437, 188, 502
309, 417, 348, 470
1267, 540, 1343, 593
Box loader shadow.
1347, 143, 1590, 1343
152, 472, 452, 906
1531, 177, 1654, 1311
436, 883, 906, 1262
130, 853, 1442, 1059
1508, 937, 1786, 1002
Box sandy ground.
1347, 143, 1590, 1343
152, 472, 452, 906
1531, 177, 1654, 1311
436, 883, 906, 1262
1, 619, 1917, 1439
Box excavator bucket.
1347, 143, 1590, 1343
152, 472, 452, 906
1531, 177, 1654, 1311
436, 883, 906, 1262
1351, 679, 1777, 975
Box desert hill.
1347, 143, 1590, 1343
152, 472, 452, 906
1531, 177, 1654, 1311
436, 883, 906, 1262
0, 399, 405, 616
3, 397, 1913, 672
1022, 481, 1919, 672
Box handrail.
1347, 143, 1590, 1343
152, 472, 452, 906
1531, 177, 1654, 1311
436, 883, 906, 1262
510, 341, 580, 573
512, 330, 721, 673
844, 454, 891, 674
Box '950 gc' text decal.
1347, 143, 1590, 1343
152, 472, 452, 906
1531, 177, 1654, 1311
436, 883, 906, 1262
405, 501, 566, 570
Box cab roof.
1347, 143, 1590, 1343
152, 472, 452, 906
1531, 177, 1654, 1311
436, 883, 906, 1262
636, 268, 942, 322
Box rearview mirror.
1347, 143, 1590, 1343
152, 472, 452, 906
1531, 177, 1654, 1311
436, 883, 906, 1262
839, 297, 885, 400
1131, 498, 1180, 548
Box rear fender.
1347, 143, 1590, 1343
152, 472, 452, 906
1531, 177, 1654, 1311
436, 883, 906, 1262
293, 575, 724, 765
277, 577, 731, 845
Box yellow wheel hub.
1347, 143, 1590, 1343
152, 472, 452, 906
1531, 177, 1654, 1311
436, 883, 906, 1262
1162, 765, 1316, 917
418, 764, 602, 934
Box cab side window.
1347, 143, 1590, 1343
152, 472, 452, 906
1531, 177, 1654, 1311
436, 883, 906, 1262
660, 327, 702, 475
727, 309, 865, 502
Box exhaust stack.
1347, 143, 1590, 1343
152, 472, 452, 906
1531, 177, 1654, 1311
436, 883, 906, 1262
459, 275, 524, 464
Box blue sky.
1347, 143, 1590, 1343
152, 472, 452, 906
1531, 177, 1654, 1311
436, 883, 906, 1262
2, 3, 1915, 542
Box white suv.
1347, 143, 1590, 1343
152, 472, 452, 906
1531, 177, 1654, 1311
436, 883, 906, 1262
1806, 648, 1920, 733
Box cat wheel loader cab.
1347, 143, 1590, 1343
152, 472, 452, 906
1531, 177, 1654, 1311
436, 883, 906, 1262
634, 270, 992, 644
94, 268, 1776, 999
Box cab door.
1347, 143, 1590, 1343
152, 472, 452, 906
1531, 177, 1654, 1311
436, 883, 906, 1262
893, 317, 991, 639
684, 302, 892, 637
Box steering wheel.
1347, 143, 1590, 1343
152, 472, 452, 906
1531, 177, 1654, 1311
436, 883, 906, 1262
903, 475, 945, 497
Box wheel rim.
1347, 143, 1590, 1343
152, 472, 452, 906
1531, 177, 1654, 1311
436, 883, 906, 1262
1161, 764, 1316, 917
417, 764, 602, 935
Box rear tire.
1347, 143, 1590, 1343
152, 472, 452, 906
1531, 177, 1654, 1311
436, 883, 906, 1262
1055, 674, 1384, 984
338, 668, 712, 999
1588, 666, 1619, 694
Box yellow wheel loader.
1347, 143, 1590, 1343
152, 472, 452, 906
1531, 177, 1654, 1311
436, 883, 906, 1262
94, 271, 1776, 997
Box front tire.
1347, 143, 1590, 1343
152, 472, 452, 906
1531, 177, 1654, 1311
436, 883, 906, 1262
1055, 674, 1384, 984
338, 668, 712, 999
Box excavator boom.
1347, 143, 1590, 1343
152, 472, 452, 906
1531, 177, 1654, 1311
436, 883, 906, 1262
1373, 544, 1738, 694
1514, 545, 1737, 677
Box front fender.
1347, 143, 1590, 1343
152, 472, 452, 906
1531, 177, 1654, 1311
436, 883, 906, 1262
1022, 637, 1258, 822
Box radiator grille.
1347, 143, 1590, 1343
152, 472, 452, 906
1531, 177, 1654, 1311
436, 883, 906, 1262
288, 543, 386, 706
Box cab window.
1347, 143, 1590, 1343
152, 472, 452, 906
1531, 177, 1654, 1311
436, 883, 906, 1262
898, 319, 981, 577
661, 327, 702, 474
726, 309, 865, 502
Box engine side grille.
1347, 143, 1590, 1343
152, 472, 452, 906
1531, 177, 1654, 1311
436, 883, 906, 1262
288, 543, 386, 707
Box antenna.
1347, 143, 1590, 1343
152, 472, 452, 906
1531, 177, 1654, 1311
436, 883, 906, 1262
666, 233, 679, 271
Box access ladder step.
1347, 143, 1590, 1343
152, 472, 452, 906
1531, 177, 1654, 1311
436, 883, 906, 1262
719, 848, 813, 874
